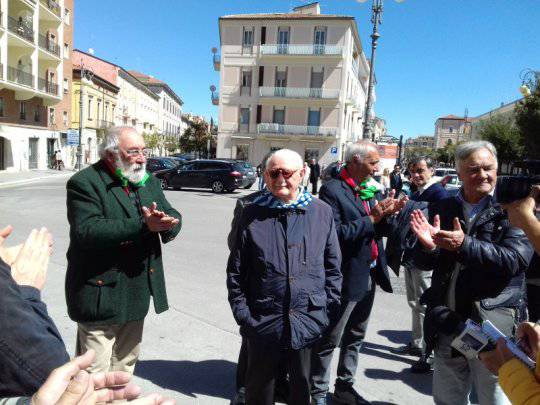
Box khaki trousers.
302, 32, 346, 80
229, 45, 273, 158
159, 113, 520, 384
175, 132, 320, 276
76, 319, 144, 374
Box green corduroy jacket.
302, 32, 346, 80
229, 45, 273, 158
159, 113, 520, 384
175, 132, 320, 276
65, 160, 182, 325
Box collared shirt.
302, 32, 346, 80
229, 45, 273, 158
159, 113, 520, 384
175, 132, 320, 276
416, 179, 436, 195
456, 189, 493, 225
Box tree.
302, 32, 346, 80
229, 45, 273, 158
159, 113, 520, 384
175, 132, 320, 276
164, 135, 178, 154
179, 122, 211, 156
404, 146, 436, 163
477, 115, 523, 172
435, 143, 457, 166
515, 84, 540, 159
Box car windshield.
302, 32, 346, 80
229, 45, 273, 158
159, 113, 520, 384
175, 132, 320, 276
162, 160, 176, 169
233, 163, 247, 172
435, 169, 446, 177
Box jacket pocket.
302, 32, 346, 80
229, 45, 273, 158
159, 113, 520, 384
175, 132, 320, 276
85, 269, 119, 320
309, 292, 327, 308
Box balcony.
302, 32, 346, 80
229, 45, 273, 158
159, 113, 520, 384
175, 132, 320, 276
260, 44, 342, 56
97, 120, 114, 129
259, 87, 339, 99
40, 0, 61, 18
8, 16, 34, 43
257, 123, 337, 137
38, 77, 58, 95
352, 61, 359, 78
211, 92, 219, 106
38, 34, 60, 57
213, 53, 220, 71
8, 66, 34, 87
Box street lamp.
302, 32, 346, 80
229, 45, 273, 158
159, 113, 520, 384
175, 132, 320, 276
519, 68, 539, 98
77, 61, 94, 171
357, 0, 404, 140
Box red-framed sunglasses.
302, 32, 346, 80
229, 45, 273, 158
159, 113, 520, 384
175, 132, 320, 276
268, 168, 299, 179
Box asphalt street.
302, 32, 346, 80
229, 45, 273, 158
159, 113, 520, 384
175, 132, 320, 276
0, 176, 432, 404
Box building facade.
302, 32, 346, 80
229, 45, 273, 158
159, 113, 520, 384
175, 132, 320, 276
405, 135, 435, 149
128, 70, 183, 139
434, 115, 472, 149
470, 98, 522, 139
0, 0, 72, 171
71, 68, 118, 165
213, 2, 371, 166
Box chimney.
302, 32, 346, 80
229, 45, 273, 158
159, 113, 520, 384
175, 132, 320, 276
292, 2, 320, 15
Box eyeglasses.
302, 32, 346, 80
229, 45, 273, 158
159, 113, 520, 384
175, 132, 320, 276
268, 168, 299, 179
120, 148, 151, 157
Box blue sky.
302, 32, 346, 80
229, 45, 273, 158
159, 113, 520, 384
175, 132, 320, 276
74, 0, 540, 139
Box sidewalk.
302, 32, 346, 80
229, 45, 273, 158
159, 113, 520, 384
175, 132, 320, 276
0, 169, 73, 187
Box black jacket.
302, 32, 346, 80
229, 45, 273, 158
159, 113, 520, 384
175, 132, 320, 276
0, 259, 70, 397
227, 198, 342, 350
309, 163, 321, 182
417, 196, 534, 321
390, 172, 403, 193
319, 178, 393, 301
227, 190, 265, 251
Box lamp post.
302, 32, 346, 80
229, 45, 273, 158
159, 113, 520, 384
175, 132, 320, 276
76, 61, 94, 171
519, 68, 539, 98
357, 0, 404, 140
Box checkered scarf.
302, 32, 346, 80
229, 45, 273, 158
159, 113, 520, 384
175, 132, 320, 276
253, 187, 313, 210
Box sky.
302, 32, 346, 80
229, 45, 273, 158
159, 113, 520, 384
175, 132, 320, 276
74, 0, 540, 139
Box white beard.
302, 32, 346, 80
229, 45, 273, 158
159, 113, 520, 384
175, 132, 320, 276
115, 156, 147, 183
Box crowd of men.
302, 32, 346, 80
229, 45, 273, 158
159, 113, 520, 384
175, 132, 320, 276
0, 125, 539, 405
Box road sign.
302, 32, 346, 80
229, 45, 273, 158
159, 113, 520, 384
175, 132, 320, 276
67, 129, 79, 146
330, 146, 338, 155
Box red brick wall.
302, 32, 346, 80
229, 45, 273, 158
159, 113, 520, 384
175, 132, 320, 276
0, 89, 47, 128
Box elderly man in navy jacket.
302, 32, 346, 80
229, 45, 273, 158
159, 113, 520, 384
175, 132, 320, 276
227, 149, 342, 405
311, 141, 407, 405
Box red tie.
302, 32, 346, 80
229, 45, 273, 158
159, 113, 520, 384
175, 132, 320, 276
361, 200, 379, 262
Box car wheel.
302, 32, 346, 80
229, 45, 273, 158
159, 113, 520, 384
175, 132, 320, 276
160, 178, 168, 190
211, 180, 224, 193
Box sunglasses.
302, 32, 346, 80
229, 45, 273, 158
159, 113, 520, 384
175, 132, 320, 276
268, 168, 299, 179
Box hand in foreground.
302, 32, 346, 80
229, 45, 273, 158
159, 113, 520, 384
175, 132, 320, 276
142, 202, 180, 232
479, 338, 515, 376
410, 210, 440, 250
0, 225, 23, 266
433, 217, 465, 251
33, 350, 176, 405
515, 322, 540, 360
369, 190, 408, 223
11, 227, 53, 290
502, 185, 539, 229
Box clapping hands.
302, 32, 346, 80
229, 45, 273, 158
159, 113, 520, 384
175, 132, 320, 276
369, 189, 409, 224
410, 210, 465, 251
142, 202, 179, 233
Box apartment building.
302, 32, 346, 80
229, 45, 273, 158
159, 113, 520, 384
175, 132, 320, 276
214, 2, 371, 166
434, 115, 472, 149
72, 50, 159, 137
128, 70, 184, 138
405, 135, 435, 149
71, 68, 119, 165
0, 0, 72, 171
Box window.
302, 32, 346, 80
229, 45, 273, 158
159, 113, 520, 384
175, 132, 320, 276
277, 27, 290, 54
63, 111, 68, 126
63, 78, 69, 94
236, 144, 249, 160
240, 107, 250, 125
275, 70, 287, 88
449, 126, 453, 133
20, 102, 26, 120
97, 99, 102, 121
64, 8, 70, 24
49, 108, 55, 124
64, 43, 69, 59
261, 26, 266, 45
242, 28, 254, 47
34, 107, 40, 122
305, 149, 320, 162
314, 26, 327, 54
87, 97, 93, 120
273, 107, 285, 125
0, 98, 4, 116
241, 70, 252, 96
308, 109, 321, 127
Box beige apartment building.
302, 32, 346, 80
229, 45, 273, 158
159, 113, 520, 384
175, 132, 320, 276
0, 0, 73, 171
214, 2, 371, 165
434, 115, 472, 149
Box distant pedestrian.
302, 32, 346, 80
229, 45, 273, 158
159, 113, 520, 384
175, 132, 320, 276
302, 161, 311, 189
309, 158, 321, 195
54, 150, 63, 170
390, 164, 403, 196
380, 168, 391, 196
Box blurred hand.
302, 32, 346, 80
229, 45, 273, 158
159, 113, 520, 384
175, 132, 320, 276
433, 217, 465, 251
479, 338, 515, 376
410, 210, 440, 250
11, 227, 53, 290
515, 322, 540, 360
502, 186, 539, 229
0, 225, 23, 266
142, 202, 179, 233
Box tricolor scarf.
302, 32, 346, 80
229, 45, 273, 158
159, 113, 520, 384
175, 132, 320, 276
114, 168, 150, 189
253, 187, 313, 210
339, 167, 377, 200
339, 167, 379, 262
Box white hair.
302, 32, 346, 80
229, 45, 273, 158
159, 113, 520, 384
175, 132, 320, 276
344, 140, 377, 163
455, 140, 498, 171
265, 149, 304, 170
98, 126, 137, 159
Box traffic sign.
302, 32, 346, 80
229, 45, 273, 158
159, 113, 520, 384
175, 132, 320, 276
67, 129, 79, 146
330, 146, 338, 155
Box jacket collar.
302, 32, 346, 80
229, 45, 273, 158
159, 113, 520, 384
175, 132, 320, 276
96, 160, 138, 218
339, 178, 368, 215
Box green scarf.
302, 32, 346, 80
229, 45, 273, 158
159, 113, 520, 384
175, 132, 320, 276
114, 168, 150, 188
358, 180, 378, 200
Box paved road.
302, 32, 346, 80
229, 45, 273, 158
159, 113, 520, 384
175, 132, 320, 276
0, 177, 431, 404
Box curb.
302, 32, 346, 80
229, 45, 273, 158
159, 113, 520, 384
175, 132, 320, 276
0, 172, 73, 188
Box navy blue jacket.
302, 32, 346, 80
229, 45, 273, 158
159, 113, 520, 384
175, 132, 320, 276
0, 259, 69, 397
410, 182, 448, 203
416, 196, 534, 321
319, 178, 393, 301
226, 198, 342, 350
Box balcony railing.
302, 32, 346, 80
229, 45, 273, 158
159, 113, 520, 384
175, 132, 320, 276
259, 86, 340, 99
38, 77, 58, 95
40, 0, 61, 17
8, 16, 34, 42
8, 66, 34, 87
211, 92, 219, 105
257, 123, 337, 137
260, 44, 342, 56
38, 34, 60, 57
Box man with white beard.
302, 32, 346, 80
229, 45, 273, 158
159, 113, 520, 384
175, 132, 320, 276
65, 126, 181, 374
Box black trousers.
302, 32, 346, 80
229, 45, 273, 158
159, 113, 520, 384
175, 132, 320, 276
246, 338, 311, 405
311, 179, 319, 195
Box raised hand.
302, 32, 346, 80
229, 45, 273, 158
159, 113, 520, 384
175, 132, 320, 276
11, 227, 53, 290
433, 217, 465, 251
410, 210, 440, 250
142, 202, 179, 233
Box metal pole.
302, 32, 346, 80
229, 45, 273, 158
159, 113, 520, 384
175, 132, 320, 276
362, 0, 383, 140
77, 66, 84, 171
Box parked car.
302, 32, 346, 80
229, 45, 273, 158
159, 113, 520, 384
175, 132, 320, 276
219, 159, 257, 189
169, 156, 188, 166
162, 159, 252, 193
433, 167, 457, 182
146, 157, 179, 173
171, 152, 198, 161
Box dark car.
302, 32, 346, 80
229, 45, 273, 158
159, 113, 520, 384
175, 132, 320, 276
219, 159, 257, 189
171, 152, 198, 161
146, 157, 178, 173
163, 159, 251, 193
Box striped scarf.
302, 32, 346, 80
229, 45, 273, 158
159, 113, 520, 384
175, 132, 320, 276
253, 187, 313, 210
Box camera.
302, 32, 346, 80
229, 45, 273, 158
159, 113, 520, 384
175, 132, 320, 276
496, 175, 540, 205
